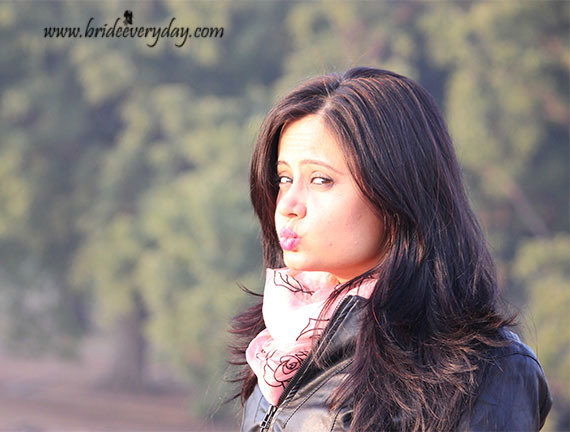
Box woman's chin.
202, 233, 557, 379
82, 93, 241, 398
283, 253, 307, 270
283, 255, 322, 273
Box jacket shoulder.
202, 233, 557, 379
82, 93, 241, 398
459, 331, 553, 431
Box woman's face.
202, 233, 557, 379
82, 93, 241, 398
275, 114, 387, 283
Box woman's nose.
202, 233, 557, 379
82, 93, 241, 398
276, 185, 307, 219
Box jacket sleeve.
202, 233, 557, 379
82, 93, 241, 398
465, 352, 552, 431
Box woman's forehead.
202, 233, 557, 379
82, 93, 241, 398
277, 115, 347, 169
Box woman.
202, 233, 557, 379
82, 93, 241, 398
230, 67, 552, 431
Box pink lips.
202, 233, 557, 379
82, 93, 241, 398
279, 227, 300, 251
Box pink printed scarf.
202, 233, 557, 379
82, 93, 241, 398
245, 268, 376, 406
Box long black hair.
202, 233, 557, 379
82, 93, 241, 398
230, 67, 513, 431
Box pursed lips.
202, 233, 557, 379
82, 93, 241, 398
279, 227, 300, 251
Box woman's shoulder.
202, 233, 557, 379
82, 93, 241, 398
492, 329, 544, 360
458, 329, 553, 431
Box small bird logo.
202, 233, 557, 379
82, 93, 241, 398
123, 10, 133, 25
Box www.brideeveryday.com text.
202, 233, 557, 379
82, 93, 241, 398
44, 17, 224, 48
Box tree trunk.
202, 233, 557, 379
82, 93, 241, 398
106, 291, 149, 392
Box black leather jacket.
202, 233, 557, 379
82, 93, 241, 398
241, 295, 552, 432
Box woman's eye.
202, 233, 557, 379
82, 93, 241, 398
277, 175, 292, 186
311, 176, 332, 186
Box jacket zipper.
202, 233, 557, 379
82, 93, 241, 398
260, 404, 278, 432
259, 348, 314, 431
258, 296, 358, 431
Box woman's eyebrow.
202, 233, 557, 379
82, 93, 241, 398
276, 159, 343, 174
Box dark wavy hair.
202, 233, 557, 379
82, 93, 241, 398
229, 67, 513, 431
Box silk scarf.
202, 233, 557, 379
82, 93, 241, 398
245, 267, 376, 406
